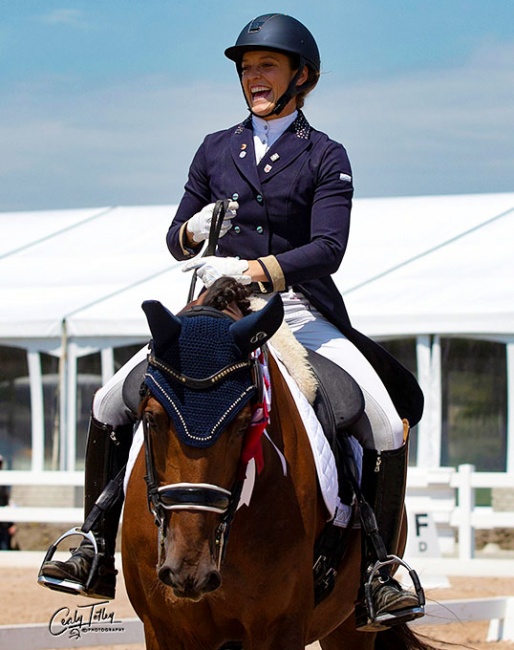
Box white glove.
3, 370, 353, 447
186, 201, 238, 243
182, 256, 251, 288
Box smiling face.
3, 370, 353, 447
240, 50, 308, 119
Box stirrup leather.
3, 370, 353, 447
357, 554, 425, 631
37, 527, 104, 597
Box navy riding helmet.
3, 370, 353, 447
224, 13, 321, 116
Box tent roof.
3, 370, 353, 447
1, 192, 513, 349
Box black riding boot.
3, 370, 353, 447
38, 415, 133, 599
355, 435, 425, 631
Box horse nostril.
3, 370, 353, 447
158, 564, 221, 596
204, 570, 222, 593
158, 566, 176, 587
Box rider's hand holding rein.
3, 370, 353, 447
186, 201, 239, 244
182, 256, 251, 288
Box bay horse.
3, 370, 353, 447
122, 278, 434, 650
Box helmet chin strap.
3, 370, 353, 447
243, 58, 307, 119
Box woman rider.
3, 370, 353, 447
39, 13, 424, 632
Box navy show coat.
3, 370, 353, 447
167, 112, 423, 426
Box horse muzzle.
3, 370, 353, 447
158, 561, 222, 600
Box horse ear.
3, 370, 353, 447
141, 300, 182, 357
229, 293, 284, 354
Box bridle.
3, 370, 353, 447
144, 198, 266, 569
142, 307, 265, 570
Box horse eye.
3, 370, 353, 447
145, 412, 158, 430
236, 414, 252, 436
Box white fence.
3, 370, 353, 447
406, 464, 514, 559
0, 471, 84, 523
1, 464, 514, 559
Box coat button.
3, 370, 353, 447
233, 225, 241, 234
256, 226, 264, 234
232, 193, 239, 201
256, 194, 263, 203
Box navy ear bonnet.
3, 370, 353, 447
141, 296, 283, 448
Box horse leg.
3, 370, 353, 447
320, 630, 377, 650
238, 614, 309, 650
141, 619, 160, 650
319, 614, 377, 650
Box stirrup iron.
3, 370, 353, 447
37, 527, 103, 597
361, 554, 425, 630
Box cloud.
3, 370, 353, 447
0, 75, 243, 210
38, 9, 86, 27
0, 40, 513, 211
310, 40, 514, 196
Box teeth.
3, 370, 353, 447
252, 86, 269, 94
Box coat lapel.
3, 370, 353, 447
230, 118, 263, 193
257, 112, 312, 183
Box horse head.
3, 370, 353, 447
139, 279, 283, 600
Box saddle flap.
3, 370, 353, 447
122, 359, 148, 416
306, 348, 365, 435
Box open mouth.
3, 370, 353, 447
251, 85, 272, 103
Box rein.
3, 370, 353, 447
187, 198, 231, 303
145, 201, 267, 570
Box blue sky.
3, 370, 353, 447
1, 1, 514, 211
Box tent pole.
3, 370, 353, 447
66, 341, 78, 471
507, 340, 514, 473
53, 318, 68, 471
27, 350, 44, 471
416, 335, 442, 468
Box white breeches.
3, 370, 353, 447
93, 290, 405, 451
281, 289, 405, 451
93, 345, 148, 427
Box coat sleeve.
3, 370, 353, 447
274, 140, 353, 286
166, 141, 211, 261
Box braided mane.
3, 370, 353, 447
202, 277, 253, 317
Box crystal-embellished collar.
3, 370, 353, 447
234, 110, 311, 140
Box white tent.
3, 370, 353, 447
1, 193, 513, 471
1, 193, 513, 343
